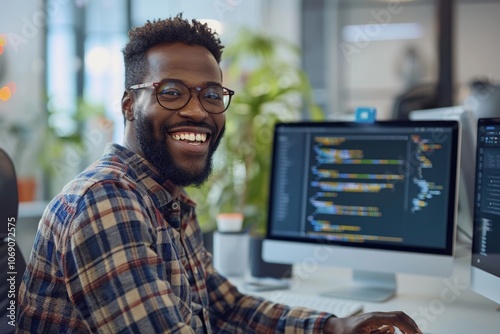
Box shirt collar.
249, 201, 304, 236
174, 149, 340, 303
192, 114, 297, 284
103, 143, 184, 208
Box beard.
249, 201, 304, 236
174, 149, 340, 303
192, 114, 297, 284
134, 111, 224, 187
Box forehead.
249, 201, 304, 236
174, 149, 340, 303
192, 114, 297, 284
145, 42, 222, 85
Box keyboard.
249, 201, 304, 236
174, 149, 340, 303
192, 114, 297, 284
257, 291, 364, 318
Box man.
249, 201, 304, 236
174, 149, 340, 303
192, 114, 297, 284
17, 15, 422, 333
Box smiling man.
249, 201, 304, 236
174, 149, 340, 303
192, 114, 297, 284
124, 41, 227, 188
17, 15, 422, 334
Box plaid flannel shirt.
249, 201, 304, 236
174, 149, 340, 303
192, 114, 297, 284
17, 143, 331, 333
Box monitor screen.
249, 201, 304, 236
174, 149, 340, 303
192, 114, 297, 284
470, 117, 500, 305
263, 120, 459, 302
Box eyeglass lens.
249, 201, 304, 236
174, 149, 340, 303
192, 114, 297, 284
155, 81, 230, 113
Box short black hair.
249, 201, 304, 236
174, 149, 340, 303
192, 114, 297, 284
122, 14, 224, 89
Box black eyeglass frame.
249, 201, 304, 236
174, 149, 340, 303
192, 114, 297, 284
128, 81, 235, 114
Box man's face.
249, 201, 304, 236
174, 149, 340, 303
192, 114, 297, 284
123, 43, 226, 187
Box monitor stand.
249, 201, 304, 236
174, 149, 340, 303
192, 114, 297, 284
321, 270, 396, 302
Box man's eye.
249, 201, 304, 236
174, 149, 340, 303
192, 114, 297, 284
157, 82, 186, 96
159, 88, 182, 96
204, 92, 221, 100
203, 88, 223, 100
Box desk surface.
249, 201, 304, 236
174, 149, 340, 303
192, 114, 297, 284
233, 249, 499, 334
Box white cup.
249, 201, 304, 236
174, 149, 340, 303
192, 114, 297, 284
213, 231, 249, 277
216, 213, 244, 232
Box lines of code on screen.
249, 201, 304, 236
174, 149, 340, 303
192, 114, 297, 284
270, 125, 454, 250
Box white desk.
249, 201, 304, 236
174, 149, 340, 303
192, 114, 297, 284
233, 249, 499, 334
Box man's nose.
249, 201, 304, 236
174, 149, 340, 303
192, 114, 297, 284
177, 94, 209, 121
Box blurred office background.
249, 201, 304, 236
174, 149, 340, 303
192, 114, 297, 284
1, 0, 499, 258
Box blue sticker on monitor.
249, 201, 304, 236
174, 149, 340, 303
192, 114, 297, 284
355, 107, 377, 123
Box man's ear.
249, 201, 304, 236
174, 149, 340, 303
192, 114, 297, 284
122, 91, 135, 122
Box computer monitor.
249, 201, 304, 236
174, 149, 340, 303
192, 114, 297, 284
409, 106, 477, 241
470, 117, 500, 305
262, 120, 459, 302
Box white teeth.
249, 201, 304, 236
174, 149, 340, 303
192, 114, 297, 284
171, 132, 207, 143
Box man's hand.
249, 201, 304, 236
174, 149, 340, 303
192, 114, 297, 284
323, 311, 422, 334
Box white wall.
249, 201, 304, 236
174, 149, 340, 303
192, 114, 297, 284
455, 2, 500, 91
326, 0, 500, 119
341, 3, 436, 119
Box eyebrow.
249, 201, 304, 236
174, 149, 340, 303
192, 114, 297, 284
160, 78, 223, 87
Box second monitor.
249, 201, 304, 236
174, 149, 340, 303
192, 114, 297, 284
263, 120, 460, 302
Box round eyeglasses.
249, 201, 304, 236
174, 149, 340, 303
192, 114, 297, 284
128, 80, 235, 114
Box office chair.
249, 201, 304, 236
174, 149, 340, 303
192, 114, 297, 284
0, 147, 27, 333
467, 79, 500, 118
391, 83, 439, 120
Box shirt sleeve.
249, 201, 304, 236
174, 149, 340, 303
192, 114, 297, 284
60, 179, 195, 333
201, 248, 333, 333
